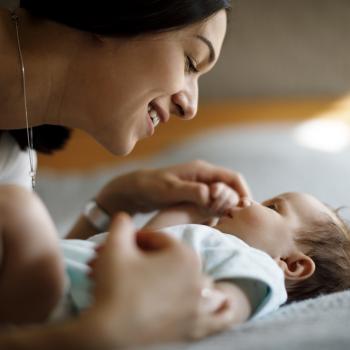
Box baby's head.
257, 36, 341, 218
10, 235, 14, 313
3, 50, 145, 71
214, 192, 350, 302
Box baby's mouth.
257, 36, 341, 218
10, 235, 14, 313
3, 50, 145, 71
223, 208, 235, 219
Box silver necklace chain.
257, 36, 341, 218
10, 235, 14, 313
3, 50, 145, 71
10, 10, 36, 190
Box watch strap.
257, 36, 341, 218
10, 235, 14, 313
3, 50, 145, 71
83, 200, 111, 231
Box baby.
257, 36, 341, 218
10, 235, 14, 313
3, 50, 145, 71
143, 183, 350, 304
51, 183, 350, 326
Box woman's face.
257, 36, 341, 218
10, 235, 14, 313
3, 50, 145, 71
61, 10, 227, 155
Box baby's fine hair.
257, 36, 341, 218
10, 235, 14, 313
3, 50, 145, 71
287, 210, 350, 303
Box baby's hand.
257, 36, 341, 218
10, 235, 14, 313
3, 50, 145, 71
209, 182, 240, 215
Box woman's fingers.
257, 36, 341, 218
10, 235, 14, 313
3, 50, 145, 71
93, 160, 251, 217
169, 160, 252, 205
178, 160, 252, 199
107, 212, 136, 256
166, 176, 211, 207
88, 213, 136, 281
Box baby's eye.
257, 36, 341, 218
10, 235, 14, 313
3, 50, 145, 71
266, 203, 278, 212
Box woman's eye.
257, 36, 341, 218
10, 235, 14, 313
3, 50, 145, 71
185, 55, 198, 73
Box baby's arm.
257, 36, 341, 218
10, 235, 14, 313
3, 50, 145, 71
142, 203, 211, 231
143, 182, 239, 231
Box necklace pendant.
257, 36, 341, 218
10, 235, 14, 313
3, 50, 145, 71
29, 171, 36, 190
31, 177, 36, 190
10, 11, 18, 22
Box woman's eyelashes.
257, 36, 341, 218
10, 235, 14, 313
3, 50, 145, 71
185, 55, 199, 73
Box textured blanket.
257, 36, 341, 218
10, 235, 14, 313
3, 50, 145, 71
153, 290, 350, 350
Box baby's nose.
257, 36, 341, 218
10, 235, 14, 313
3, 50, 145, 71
239, 197, 253, 208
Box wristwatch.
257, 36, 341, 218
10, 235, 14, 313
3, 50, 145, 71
83, 200, 111, 231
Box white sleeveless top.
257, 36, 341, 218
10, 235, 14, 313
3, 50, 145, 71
0, 132, 37, 190
0, 132, 37, 263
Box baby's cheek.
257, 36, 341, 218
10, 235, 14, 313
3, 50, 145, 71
241, 210, 266, 227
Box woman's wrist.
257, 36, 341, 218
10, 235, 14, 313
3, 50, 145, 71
74, 309, 124, 350
95, 171, 144, 216
67, 174, 138, 239
83, 200, 111, 232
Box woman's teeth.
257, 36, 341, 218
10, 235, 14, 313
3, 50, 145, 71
148, 107, 160, 127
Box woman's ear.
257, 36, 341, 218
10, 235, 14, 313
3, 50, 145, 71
275, 253, 315, 281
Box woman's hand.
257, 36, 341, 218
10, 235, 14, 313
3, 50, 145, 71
85, 213, 234, 347
96, 160, 251, 216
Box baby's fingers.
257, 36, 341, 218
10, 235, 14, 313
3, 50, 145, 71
210, 183, 239, 214
210, 191, 231, 214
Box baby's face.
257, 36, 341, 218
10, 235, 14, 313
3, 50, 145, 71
215, 192, 334, 258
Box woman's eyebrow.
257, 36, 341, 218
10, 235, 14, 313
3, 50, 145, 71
195, 35, 216, 64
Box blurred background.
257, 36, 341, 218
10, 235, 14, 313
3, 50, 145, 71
1, 0, 350, 233
5, 0, 349, 99
3, 0, 350, 168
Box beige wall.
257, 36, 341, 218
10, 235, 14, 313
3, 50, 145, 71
201, 0, 350, 99
2, 0, 350, 99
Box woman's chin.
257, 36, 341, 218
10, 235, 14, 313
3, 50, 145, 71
96, 136, 136, 156
112, 142, 136, 156
95, 130, 143, 156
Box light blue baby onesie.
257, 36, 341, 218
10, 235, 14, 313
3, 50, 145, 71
50, 224, 287, 321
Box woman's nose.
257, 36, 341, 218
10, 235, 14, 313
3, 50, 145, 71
171, 85, 198, 120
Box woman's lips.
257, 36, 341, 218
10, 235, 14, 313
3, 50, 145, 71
145, 104, 162, 137
146, 112, 155, 136
149, 102, 170, 124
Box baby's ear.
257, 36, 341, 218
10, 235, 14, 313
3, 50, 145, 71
275, 253, 315, 281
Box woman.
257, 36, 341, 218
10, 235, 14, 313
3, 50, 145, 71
0, 1, 251, 348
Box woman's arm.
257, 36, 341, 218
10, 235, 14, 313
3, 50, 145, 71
0, 283, 249, 350
67, 160, 247, 239
0, 185, 121, 349
0, 317, 113, 350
